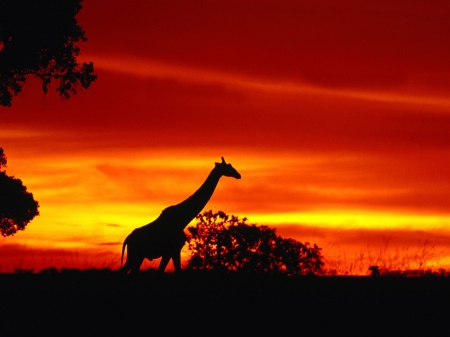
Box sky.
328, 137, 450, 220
2, 0, 450, 273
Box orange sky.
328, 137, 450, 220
2, 0, 450, 274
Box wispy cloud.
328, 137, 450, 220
86, 53, 450, 108
97, 242, 122, 246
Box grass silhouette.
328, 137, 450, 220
324, 239, 450, 276
3, 239, 450, 276
2, 240, 450, 334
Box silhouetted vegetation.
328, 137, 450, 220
0, 0, 96, 107
37, 267, 113, 274
0, 148, 39, 236
14, 268, 34, 274
0, 149, 6, 167
186, 210, 324, 275
39, 267, 59, 274
372, 268, 450, 277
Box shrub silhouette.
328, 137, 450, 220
186, 210, 324, 275
0, 148, 39, 236
39, 267, 59, 274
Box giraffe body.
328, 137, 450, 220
119, 158, 241, 274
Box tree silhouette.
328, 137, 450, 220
0, 149, 6, 168
187, 210, 324, 275
0, 0, 97, 107
0, 148, 39, 236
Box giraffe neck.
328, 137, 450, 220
168, 167, 222, 229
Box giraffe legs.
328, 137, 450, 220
172, 252, 181, 273
129, 258, 144, 275
158, 255, 171, 272
119, 256, 144, 275
119, 242, 144, 275
158, 251, 182, 273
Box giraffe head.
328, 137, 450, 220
215, 157, 241, 179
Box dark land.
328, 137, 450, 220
2, 272, 449, 335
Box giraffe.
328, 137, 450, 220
119, 157, 241, 274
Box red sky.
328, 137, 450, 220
2, 0, 450, 274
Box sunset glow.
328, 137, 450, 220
2, 1, 450, 274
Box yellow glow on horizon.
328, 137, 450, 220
250, 210, 450, 231
4, 144, 450, 251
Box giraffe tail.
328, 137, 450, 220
120, 236, 128, 268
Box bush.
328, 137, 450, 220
186, 210, 324, 275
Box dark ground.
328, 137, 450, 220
1, 272, 450, 336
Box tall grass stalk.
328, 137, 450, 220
324, 239, 450, 275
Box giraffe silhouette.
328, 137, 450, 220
119, 157, 241, 274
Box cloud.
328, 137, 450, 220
300, 58, 407, 90
5, 54, 450, 161
97, 242, 122, 246
79, 0, 450, 91
105, 223, 122, 228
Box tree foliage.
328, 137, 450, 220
0, 148, 6, 168
0, 0, 97, 107
0, 148, 39, 236
186, 210, 324, 275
